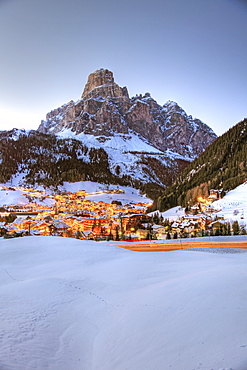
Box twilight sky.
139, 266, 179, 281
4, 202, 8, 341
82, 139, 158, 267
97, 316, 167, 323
0, 0, 246, 136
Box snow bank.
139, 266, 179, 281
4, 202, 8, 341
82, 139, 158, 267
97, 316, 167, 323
0, 236, 247, 369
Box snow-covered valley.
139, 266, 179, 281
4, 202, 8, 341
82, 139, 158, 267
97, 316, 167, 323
1, 236, 247, 370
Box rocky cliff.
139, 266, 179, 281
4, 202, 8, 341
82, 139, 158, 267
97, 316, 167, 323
81, 68, 129, 100
38, 68, 217, 160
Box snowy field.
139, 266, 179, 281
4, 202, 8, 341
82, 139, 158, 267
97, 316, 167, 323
61, 181, 152, 205
1, 236, 247, 370
0, 181, 151, 207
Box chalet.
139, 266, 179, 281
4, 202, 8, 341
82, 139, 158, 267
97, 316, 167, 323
183, 214, 206, 223
180, 221, 196, 235
5, 225, 17, 235
22, 219, 37, 231
171, 221, 180, 231
80, 230, 95, 240
136, 228, 150, 240
32, 221, 51, 236
31, 229, 41, 236
208, 189, 221, 200
80, 217, 97, 231
121, 213, 151, 232
4, 224, 27, 237
209, 220, 225, 232
0, 212, 10, 217
171, 217, 203, 237
156, 233, 167, 240
75, 190, 86, 198
152, 225, 166, 239
52, 221, 70, 236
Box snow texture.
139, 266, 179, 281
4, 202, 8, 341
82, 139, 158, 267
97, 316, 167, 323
0, 236, 247, 370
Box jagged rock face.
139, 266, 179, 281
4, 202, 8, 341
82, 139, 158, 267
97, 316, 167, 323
125, 98, 164, 149
38, 69, 217, 159
81, 68, 129, 100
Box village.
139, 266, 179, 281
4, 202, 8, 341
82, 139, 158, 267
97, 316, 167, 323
0, 186, 245, 240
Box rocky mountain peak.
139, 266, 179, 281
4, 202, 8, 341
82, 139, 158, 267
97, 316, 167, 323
38, 68, 217, 160
81, 68, 129, 100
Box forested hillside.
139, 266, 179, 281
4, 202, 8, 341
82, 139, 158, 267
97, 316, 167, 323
0, 130, 168, 198
151, 118, 247, 211
0, 130, 135, 186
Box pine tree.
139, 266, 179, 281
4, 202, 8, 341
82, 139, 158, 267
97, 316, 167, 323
232, 221, 240, 235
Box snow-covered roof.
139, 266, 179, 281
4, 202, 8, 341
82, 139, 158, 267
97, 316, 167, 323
152, 224, 165, 230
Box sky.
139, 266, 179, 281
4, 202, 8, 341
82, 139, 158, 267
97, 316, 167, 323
0, 0, 246, 136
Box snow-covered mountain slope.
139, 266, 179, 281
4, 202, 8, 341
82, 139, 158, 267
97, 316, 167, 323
55, 128, 190, 185
0, 129, 189, 196
211, 182, 247, 224
57, 128, 162, 153
1, 236, 247, 369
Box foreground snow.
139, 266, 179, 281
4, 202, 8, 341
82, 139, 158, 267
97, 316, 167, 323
1, 236, 247, 369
